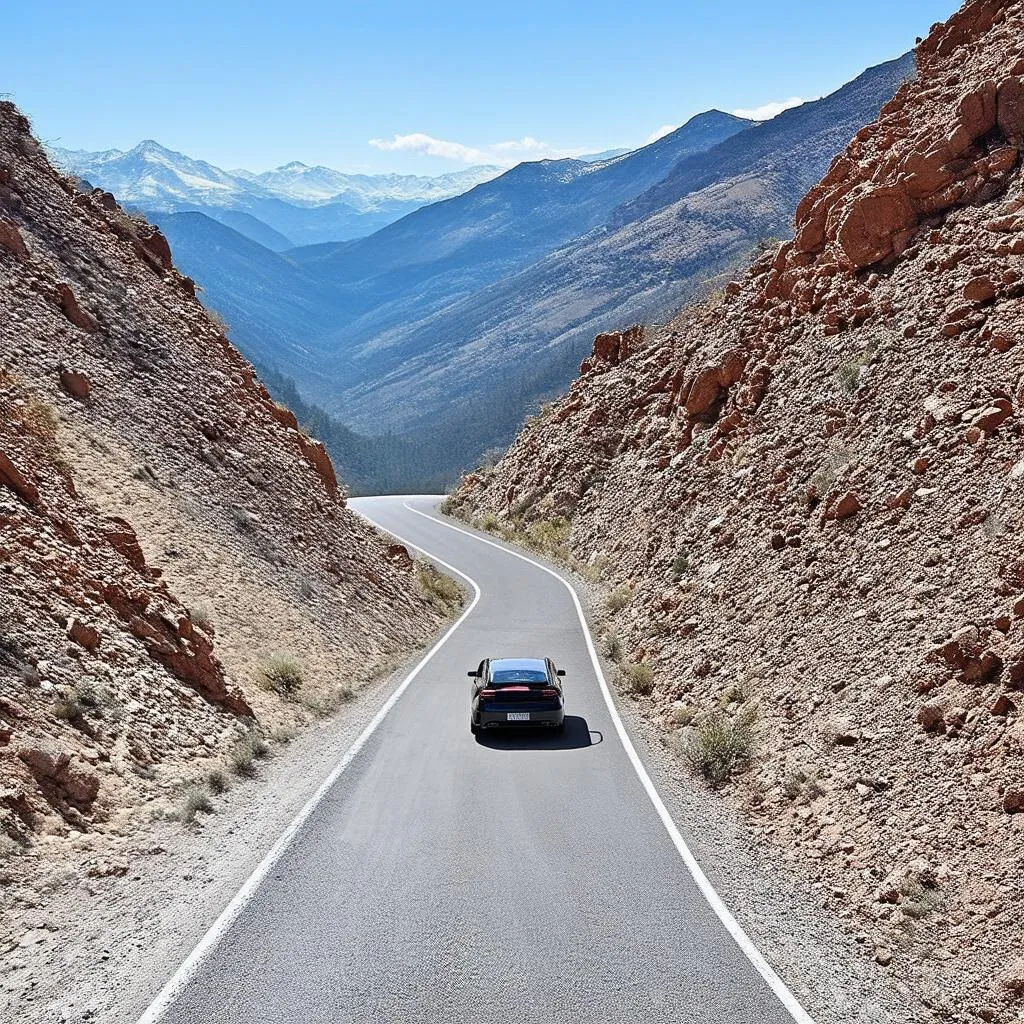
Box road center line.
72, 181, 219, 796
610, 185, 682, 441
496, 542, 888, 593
134, 520, 482, 1024
400, 500, 817, 1024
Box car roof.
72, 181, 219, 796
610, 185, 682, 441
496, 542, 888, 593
490, 658, 547, 672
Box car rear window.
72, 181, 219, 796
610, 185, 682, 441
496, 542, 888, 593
491, 668, 548, 684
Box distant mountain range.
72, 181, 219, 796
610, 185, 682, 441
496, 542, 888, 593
47, 140, 502, 247
67, 53, 914, 493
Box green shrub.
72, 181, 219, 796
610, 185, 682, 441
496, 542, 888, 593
259, 654, 304, 697
605, 585, 632, 614
684, 708, 757, 787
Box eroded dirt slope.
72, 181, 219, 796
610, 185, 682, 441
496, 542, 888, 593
452, 2, 1024, 1018
0, 99, 443, 933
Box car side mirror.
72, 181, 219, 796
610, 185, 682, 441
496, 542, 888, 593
556, 670, 565, 677
467, 670, 478, 678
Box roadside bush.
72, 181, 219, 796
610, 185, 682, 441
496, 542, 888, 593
415, 562, 462, 612
271, 725, 297, 745
259, 653, 304, 697
605, 585, 632, 614
602, 632, 622, 662
229, 733, 271, 777
684, 708, 757, 788
618, 661, 655, 696
205, 766, 230, 795
300, 682, 356, 717
524, 517, 570, 558
179, 785, 214, 824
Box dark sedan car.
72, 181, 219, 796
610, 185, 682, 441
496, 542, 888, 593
468, 657, 566, 733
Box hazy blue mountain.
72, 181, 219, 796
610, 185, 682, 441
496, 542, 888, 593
152, 211, 340, 372
47, 141, 501, 247
320, 54, 915, 443
140, 57, 912, 491
285, 110, 752, 346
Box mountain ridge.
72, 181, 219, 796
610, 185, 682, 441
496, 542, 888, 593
47, 139, 502, 247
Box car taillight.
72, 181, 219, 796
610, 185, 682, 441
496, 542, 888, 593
541, 688, 559, 699
479, 689, 498, 699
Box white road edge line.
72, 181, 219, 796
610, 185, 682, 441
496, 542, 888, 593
401, 500, 817, 1024
134, 531, 482, 1024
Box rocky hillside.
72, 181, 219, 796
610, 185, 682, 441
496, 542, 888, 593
451, 1, 1024, 1018
0, 101, 443, 880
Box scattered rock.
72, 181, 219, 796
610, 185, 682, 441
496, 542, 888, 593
918, 699, 946, 732
1003, 789, 1024, 814
58, 365, 91, 400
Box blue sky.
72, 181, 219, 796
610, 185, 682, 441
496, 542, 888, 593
8, 0, 958, 174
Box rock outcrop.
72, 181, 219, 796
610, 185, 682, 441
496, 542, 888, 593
452, 2, 1024, 1019
0, 100, 442, 857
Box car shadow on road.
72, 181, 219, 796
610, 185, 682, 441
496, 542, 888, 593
474, 715, 601, 750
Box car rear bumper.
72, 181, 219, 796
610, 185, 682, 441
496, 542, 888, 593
477, 706, 564, 729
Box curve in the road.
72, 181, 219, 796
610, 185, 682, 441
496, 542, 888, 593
390, 501, 815, 1024
135, 495, 817, 1024
135, 535, 483, 1024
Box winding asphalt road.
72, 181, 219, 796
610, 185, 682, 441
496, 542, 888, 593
144, 496, 809, 1024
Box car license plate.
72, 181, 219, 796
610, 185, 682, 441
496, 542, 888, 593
507, 712, 530, 722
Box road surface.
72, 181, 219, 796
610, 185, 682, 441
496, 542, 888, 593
148, 495, 807, 1024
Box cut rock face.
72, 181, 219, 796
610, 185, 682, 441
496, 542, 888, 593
0, 94, 444, 855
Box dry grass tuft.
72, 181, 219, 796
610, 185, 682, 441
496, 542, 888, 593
259, 653, 305, 697
683, 707, 757, 787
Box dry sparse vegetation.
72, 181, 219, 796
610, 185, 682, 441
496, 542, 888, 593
259, 653, 305, 697
415, 561, 462, 613
617, 661, 655, 696
683, 708, 757, 788
178, 785, 214, 824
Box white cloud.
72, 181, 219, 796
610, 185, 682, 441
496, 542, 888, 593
369, 133, 490, 164
732, 96, 805, 121
368, 132, 586, 166
492, 136, 547, 153
644, 124, 679, 145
